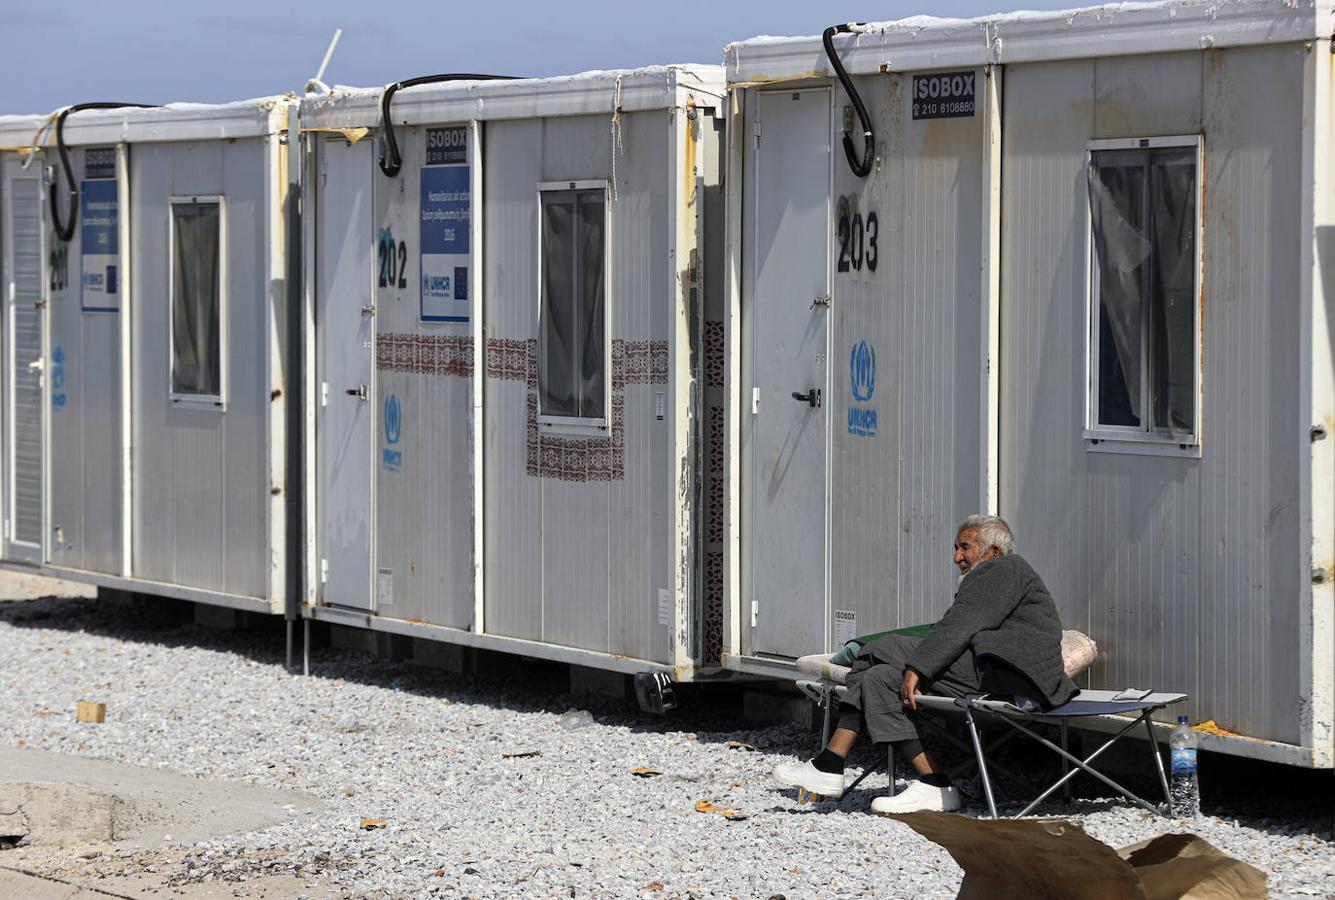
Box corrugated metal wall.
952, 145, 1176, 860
483, 111, 676, 664
5, 171, 43, 551
47, 145, 122, 575
130, 139, 272, 598
739, 72, 987, 655
371, 125, 474, 628
999, 46, 1305, 743
827, 71, 987, 638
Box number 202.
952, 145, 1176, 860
837, 211, 878, 273
377, 235, 407, 289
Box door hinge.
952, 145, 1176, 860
752, 387, 760, 415
753, 119, 761, 148
751, 599, 759, 628
3, 519, 9, 540
321, 558, 329, 584
321, 381, 329, 407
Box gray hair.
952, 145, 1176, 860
957, 515, 1015, 556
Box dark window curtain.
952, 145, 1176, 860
540, 198, 577, 417
1148, 151, 1197, 434
577, 194, 606, 419
1088, 155, 1149, 427
171, 202, 221, 397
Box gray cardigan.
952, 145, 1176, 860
906, 553, 1078, 708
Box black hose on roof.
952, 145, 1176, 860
49, 102, 157, 243
822, 24, 874, 179
378, 74, 519, 177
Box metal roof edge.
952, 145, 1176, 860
300, 65, 724, 130
0, 115, 50, 152
0, 97, 294, 150
726, 0, 1330, 83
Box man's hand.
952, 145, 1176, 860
900, 668, 921, 710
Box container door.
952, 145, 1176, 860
3, 160, 45, 563
317, 136, 375, 610
748, 89, 831, 658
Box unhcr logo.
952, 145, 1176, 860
384, 394, 402, 444
382, 393, 403, 472
850, 340, 875, 402
847, 340, 877, 438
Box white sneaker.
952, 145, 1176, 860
772, 759, 846, 799
870, 780, 961, 815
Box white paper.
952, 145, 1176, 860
833, 609, 857, 646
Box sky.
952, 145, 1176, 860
0, 0, 1082, 115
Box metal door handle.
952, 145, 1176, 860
345, 384, 368, 400
27, 360, 42, 372
791, 389, 821, 408
360, 304, 375, 316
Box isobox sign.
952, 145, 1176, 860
911, 71, 976, 120
425, 126, 466, 165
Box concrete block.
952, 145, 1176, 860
193, 604, 239, 630
570, 666, 629, 701
0, 783, 114, 846
743, 688, 815, 730
412, 639, 471, 674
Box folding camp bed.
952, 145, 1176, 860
793, 632, 1188, 818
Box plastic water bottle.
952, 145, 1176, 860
1169, 715, 1200, 817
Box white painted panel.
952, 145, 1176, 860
130, 138, 271, 598
747, 89, 830, 659
5, 168, 42, 558
47, 145, 122, 574
482, 109, 680, 664
370, 124, 473, 629
317, 136, 375, 610
826, 70, 987, 642
999, 46, 1306, 745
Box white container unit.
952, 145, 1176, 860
301, 67, 726, 677
724, 0, 1335, 766
0, 99, 295, 613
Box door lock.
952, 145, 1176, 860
790, 388, 821, 408
810, 294, 831, 309
345, 384, 368, 400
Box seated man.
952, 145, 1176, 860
773, 515, 1078, 814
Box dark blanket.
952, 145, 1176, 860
866, 554, 1078, 708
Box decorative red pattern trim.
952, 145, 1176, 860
376, 334, 473, 377
704, 551, 724, 665
489, 338, 667, 482
704, 321, 724, 389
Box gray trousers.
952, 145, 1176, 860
837, 634, 985, 745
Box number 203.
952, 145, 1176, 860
837, 211, 878, 273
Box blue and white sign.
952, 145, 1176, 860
847, 339, 877, 438
80, 179, 119, 312
382, 393, 402, 472
419, 161, 470, 323
51, 345, 67, 411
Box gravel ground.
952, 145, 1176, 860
1, 578, 1333, 899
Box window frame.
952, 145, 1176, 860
167, 194, 227, 410
535, 179, 611, 434
1083, 135, 1203, 458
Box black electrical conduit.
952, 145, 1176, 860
822, 23, 874, 179
378, 74, 518, 177
49, 102, 158, 242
